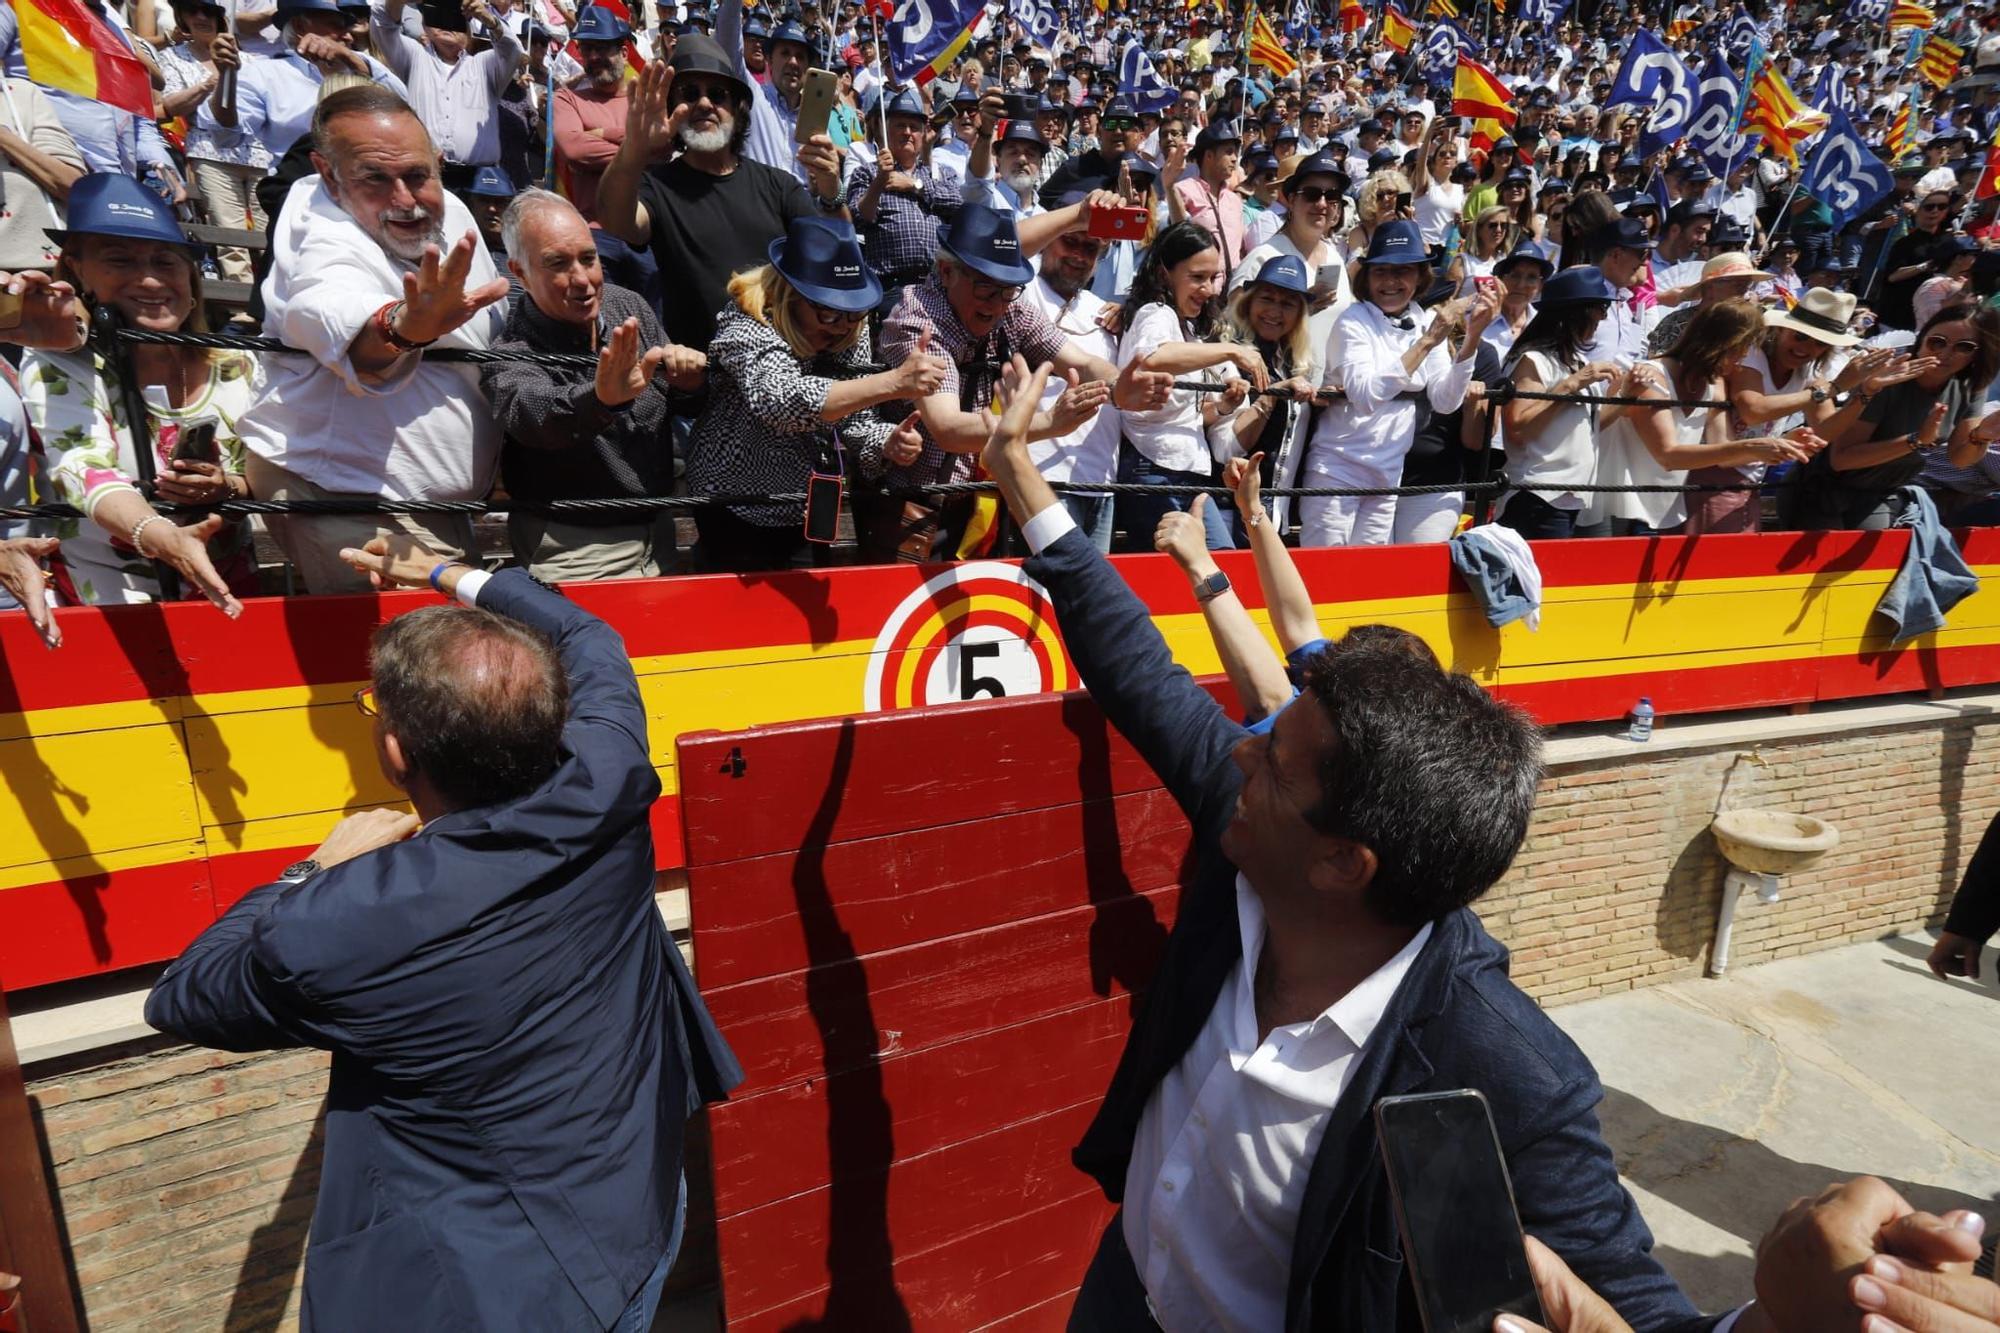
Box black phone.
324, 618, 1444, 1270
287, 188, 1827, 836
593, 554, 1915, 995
1374, 1090, 1546, 1333
169, 420, 220, 467
804, 470, 842, 544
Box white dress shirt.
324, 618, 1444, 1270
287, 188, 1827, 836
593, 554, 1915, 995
371, 14, 522, 166
1023, 277, 1120, 485
1123, 877, 1433, 1332
208, 48, 408, 162
1580, 287, 1650, 368
1305, 299, 1476, 487
240, 176, 505, 500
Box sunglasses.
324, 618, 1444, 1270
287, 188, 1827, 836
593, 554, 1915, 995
1101, 118, 1137, 130
1921, 201, 1950, 211
1923, 332, 1980, 357
674, 77, 739, 105
1482, 221, 1509, 231
1294, 185, 1342, 203
806, 300, 866, 328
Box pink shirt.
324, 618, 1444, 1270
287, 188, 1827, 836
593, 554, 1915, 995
552, 83, 630, 224
1174, 175, 1248, 275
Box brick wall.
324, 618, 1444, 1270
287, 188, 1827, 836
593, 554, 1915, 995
20, 710, 1993, 1330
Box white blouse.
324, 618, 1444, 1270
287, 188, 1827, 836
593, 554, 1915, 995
1303, 300, 1476, 487
1118, 301, 1219, 475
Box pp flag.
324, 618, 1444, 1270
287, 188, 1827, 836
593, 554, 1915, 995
1604, 31, 1695, 158
1723, 5, 1758, 55
1520, 0, 1570, 28
1800, 106, 1894, 230
1813, 61, 1853, 116
1847, 0, 1889, 20
1382, 4, 1415, 51
1453, 53, 1515, 129
15, 0, 151, 118
1118, 39, 1178, 114
1007, 0, 1063, 46
885, 0, 985, 84
1687, 54, 1749, 176
1418, 21, 1465, 86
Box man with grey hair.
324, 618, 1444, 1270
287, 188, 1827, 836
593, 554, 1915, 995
236, 82, 510, 593
481, 189, 704, 581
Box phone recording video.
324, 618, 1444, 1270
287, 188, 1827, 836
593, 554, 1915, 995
1375, 1089, 1546, 1333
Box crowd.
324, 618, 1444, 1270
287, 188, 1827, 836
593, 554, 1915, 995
7, 0, 2000, 613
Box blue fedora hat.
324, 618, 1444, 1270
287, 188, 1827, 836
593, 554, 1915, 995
1362, 218, 1427, 265
883, 85, 926, 120
767, 17, 811, 47
768, 216, 882, 313
1249, 253, 1312, 296
465, 165, 516, 197
1589, 215, 1657, 252
1538, 265, 1618, 306
46, 173, 192, 250
936, 201, 1035, 286
571, 4, 631, 41
1492, 239, 1554, 278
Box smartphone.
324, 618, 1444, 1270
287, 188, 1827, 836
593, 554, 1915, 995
1375, 1090, 1546, 1333
796, 67, 840, 145
804, 470, 842, 543
1474, 275, 1499, 297
1088, 205, 1150, 240
169, 420, 220, 467
1396, 191, 1414, 213
0, 288, 22, 331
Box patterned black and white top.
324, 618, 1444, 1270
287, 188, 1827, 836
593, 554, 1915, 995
686, 307, 897, 529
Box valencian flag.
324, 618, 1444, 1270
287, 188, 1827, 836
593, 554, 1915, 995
1918, 32, 1964, 88
1887, 0, 1934, 29
1744, 42, 1827, 163
1247, 5, 1300, 74
1382, 4, 1416, 51
885, 0, 985, 84
1453, 52, 1515, 130
15, 0, 151, 118
1888, 89, 1916, 160
1433, 0, 1459, 20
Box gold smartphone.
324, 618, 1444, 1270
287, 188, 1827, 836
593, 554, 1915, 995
796, 67, 840, 145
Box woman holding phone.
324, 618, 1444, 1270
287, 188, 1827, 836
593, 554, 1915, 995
20, 175, 251, 613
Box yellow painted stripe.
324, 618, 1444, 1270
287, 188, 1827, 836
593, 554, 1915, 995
0, 839, 204, 893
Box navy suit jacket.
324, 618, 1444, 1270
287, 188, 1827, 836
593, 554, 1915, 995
146, 570, 742, 1333
1023, 528, 1707, 1333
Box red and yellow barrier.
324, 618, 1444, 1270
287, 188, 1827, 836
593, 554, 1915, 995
4, 527, 1999, 990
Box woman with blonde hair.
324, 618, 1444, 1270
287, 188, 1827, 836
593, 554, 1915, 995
1450, 204, 1520, 294
23, 174, 249, 614
1590, 299, 1824, 535
1343, 168, 1412, 289
1212, 254, 1321, 540
687, 216, 943, 571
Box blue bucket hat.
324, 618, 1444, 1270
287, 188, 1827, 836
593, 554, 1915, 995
1538, 265, 1618, 306
571, 4, 631, 41
768, 216, 881, 313
1362, 219, 1427, 266
1249, 253, 1312, 296
1493, 240, 1554, 278
465, 165, 516, 197
46, 173, 192, 251
936, 201, 1035, 286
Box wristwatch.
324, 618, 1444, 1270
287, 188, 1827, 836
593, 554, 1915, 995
1192, 570, 1231, 605
1809, 384, 1830, 403
277, 858, 322, 884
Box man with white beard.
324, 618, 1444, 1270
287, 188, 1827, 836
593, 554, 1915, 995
237, 83, 512, 593
597, 33, 847, 353
973, 120, 1050, 220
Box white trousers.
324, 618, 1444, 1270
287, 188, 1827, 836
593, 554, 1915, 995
1298, 492, 1397, 546
1391, 490, 1466, 544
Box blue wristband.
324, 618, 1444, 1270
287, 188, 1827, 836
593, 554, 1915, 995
428, 561, 457, 593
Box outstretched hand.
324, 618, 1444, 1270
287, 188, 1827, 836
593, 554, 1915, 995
397, 231, 511, 347
595, 315, 670, 407
983, 352, 1053, 479
338, 533, 449, 591
0, 535, 60, 648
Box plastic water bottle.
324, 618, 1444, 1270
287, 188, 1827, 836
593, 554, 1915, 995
1628, 697, 1655, 743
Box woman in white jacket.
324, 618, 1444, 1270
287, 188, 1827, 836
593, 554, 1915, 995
1297, 219, 1499, 546
1209, 254, 1322, 541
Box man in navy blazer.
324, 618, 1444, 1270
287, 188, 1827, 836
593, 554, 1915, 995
974, 361, 1703, 1332
146, 539, 740, 1332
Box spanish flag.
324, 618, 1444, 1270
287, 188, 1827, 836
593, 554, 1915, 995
1247, 5, 1300, 75
1888, 0, 1934, 30
1918, 32, 1964, 88
1453, 53, 1515, 129
1977, 121, 2000, 201
1337, 0, 1367, 32
1382, 4, 1415, 51
1666, 16, 1697, 37
15, 0, 151, 119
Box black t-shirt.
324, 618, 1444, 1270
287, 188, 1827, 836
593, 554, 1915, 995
638, 157, 818, 349
1877, 228, 1943, 331
1401, 340, 1500, 487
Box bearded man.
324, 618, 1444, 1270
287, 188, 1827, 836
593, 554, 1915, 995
597, 32, 845, 351
237, 83, 512, 593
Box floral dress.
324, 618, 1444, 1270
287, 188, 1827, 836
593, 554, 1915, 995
21, 348, 261, 606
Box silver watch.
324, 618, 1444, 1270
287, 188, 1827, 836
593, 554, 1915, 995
277, 858, 322, 884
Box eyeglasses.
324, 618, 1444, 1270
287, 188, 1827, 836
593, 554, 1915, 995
353, 685, 378, 717
1293, 185, 1342, 203
807, 300, 866, 328
1923, 332, 1981, 357
965, 273, 1025, 302
1921, 201, 1950, 211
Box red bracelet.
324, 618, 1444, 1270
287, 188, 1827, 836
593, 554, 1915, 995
373, 300, 433, 354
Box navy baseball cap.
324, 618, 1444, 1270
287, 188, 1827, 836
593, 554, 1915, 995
572, 4, 631, 41
1591, 216, 1658, 252
465, 165, 515, 197
1250, 252, 1312, 294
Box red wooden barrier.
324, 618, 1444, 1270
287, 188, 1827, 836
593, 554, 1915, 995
678, 686, 1234, 1328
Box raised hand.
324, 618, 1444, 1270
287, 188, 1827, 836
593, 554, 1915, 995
210, 31, 240, 69
1048, 369, 1111, 433
0, 270, 84, 350
397, 231, 512, 346
1863, 352, 1936, 395
625, 59, 683, 159
0, 535, 59, 648
798, 131, 841, 199
595, 315, 669, 407
885, 411, 923, 467
983, 352, 1053, 477
1228, 449, 1266, 524
1153, 493, 1212, 572
295, 31, 363, 72
1114, 355, 1173, 411
1462, 281, 1504, 339
891, 328, 950, 398
140, 515, 243, 619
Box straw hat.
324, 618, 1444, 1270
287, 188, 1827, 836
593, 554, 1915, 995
1763, 288, 1861, 348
